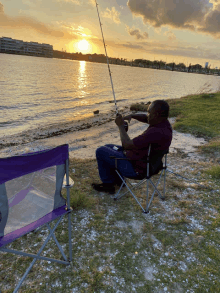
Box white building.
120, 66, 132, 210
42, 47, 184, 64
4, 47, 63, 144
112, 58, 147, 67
0, 37, 53, 57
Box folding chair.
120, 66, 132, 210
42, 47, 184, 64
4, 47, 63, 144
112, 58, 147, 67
0, 144, 74, 293
111, 145, 169, 213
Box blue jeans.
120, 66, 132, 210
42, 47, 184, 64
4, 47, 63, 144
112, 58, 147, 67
96, 144, 138, 184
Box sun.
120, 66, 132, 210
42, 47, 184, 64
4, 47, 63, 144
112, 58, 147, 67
76, 39, 90, 52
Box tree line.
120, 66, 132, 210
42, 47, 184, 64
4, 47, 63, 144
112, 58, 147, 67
53, 50, 218, 74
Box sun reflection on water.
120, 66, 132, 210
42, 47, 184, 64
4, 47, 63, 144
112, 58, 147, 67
78, 61, 88, 98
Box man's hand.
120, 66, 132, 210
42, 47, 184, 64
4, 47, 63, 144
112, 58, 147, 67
115, 114, 136, 149
123, 114, 133, 123
115, 113, 124, 126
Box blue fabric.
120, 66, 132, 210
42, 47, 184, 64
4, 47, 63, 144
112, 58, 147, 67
0, 144, 68, 184
96, 144, 138, 183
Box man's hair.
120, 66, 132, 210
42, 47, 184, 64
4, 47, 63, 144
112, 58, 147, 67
151, 100, 169, 118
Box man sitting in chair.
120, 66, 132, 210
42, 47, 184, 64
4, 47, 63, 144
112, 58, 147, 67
92, 100, 172, 194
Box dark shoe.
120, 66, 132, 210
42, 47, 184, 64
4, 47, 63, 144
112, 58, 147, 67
92, 183, 115, 194
114, 180, 126, 188
114, 177, 126, 186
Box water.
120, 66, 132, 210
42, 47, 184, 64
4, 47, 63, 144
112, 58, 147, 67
1, 53, 220, 144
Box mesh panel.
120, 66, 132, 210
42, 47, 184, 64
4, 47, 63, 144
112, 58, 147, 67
4, 166, 58, 235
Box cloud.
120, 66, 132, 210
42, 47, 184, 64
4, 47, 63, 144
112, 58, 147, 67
120, 39, 220, 61
0, 1, 76, 39
88, 0, 96, 6
127, 0, 209, 28
59, 22, 96, 38
56, 0, 80, 4
102, 7, 121, 24
198, 3, 220, 36
0, 1, 4, 13
164, 30, 176, 41
151, 43, 220, 60
127, 0, 220, 39
22, 0, 41, 8
126, 26, 148, 39
121, 42, 146, 50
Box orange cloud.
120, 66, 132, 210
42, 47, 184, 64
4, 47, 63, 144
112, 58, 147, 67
56, 0, 80, 3
102, 7, 121, 24
0, 1, 76, 39
0, 1, 4, 13
164, 30, 176, 41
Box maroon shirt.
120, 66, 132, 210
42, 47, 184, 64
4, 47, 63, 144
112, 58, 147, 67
125, 120, 172, 174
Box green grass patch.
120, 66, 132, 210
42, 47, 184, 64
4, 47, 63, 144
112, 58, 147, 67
168, 92, 220, 138
204, 165, 220, 179
199, 138, 220, 154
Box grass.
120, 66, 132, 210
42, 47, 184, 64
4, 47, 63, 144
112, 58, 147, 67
167, 93, 220, 138
1, 92, 220, 292
1, 154, 220, 292
199, 139, 220, 154
204, 165, 220, 179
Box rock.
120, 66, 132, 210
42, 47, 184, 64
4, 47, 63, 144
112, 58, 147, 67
93, 110, 99, 114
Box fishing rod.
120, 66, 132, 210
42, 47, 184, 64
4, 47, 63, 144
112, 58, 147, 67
95, 0, 128, 131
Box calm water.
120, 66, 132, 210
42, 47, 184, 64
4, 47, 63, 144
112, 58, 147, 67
1, 53, 220, 139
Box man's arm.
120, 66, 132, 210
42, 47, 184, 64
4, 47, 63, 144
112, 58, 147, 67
124, 113, 148, 123
118, 125, 136, 150
115, 114, 137, 149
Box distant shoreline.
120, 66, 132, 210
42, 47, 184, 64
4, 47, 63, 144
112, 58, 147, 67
1, 50, 219, 76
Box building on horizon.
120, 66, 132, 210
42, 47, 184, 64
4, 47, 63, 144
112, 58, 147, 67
0, 37, 53, 58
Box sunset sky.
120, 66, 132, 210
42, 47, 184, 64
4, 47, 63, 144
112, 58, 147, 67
1, 0, 220, 67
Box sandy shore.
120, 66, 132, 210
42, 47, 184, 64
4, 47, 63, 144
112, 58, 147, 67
0, 110, 207, 161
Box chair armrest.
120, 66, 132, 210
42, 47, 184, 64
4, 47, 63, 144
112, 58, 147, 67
109, 156, 148, 163
110, 156, 131, 161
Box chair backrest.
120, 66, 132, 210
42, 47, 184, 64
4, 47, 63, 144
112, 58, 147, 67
148, 148, 169, 176
0, 144, 69, 238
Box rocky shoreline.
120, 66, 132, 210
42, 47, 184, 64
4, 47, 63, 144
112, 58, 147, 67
0, 107, 130, 150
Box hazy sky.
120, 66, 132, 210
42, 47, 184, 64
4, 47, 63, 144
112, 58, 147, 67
1, 0, 220, 67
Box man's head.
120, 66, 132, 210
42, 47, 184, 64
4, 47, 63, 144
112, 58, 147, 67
147, 100, 169, 126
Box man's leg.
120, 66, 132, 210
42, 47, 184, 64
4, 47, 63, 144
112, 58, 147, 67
95, 145, 138, 184
96, 145, 124, 183
104, 144, 123, 151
